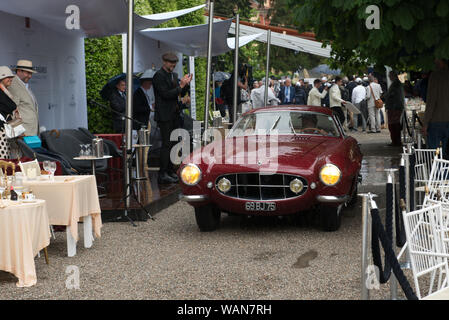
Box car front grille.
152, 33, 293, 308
215, 173, 308, 200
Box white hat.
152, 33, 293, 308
355, 77, 362, 83
363, 76, 368, 82
140, 69, 155, 80
321, 76, 327, 81
0, 66, 14, 80
15, 59, 37, 73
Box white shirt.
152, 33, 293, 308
307, 87, 327, 106
352, 85, 366, 104
365, 82, 383, 107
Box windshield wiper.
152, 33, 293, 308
269, 115, 281, 133
289, 117, 298, 136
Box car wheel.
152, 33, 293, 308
194, 205, 221, 232
319, 204, 342, 232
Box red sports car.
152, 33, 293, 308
178, 105, 363, 232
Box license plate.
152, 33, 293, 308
245, 201, 276, 212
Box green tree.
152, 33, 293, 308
214, 0, 254, 19
85, 0, 153, 133
287, 0, 449, 73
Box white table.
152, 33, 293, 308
23, 175, 102, 257
0, 199, 50, 287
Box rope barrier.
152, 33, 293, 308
370, 207, 419, 300
371, 183, 393, 283
395, 188, 407, 247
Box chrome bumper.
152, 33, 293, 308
179, 194, 209, 202
316, 195, 349, 203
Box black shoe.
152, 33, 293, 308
158, 172, 178, 184
167, 172, 179, 182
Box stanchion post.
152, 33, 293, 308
359, 192, 377, 300
385, 168, 399, 300
401, 148, 413, 270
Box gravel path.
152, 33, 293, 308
0, 128, 416, 300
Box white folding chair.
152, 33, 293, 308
403, 204, 449, 299
414, 148, 442, 207
423, 158, 449, 208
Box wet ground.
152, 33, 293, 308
0, 129, 412, 300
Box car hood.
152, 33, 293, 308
184, 135, 342, 175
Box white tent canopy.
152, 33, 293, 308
140, 19, 264, 57
0, 2, 206, 131
0, 0, 205, 38
221, 19, 332, 58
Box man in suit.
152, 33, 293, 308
278, 78, 295, 105
109, 79, 126, 133
133, 69, 155, 132
153, 52, 191, 184
8, 60, 39, 136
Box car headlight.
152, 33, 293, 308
180, 164, 202, 186
217, 178, 231, 193
319, 164, 341, 186
289, 178, 304, 194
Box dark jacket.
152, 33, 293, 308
293, 86, 307, 105
0, 89, 17, 129
384, 79, 405, 111
152, 67, 188, 123
132, 87, 151, 130
278, 85, 296, 105
109, 89, 126, 121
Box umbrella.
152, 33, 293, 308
213, 71, 230, 82
100, 72, 142, 101
310, 64, 341, 76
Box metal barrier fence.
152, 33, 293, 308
359, 144, 422, 300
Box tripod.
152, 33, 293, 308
89, 100, 154, 226
118, 138, 154, 226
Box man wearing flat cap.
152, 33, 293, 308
8, 59, 39, 136
153, 52, 192, 184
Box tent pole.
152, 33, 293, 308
264, 29, 271, 107
125, 0, 134, 220
232, 13, 240, 123
204, 0, 214, 142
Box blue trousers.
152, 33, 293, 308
427, 122, 449, 158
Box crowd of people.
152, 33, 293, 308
214, 70, 422, 148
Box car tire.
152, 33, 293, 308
194, 205, 221, 232
319, 204, 342, 232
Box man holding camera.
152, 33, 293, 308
153, 52, 191, 184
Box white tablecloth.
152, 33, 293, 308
0, 199, 50, 287
23, 175, 102, 241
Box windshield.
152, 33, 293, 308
229, 111, 340, 137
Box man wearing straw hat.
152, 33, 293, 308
8, 59, 39, 137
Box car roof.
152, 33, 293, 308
247, 105, 334, 116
